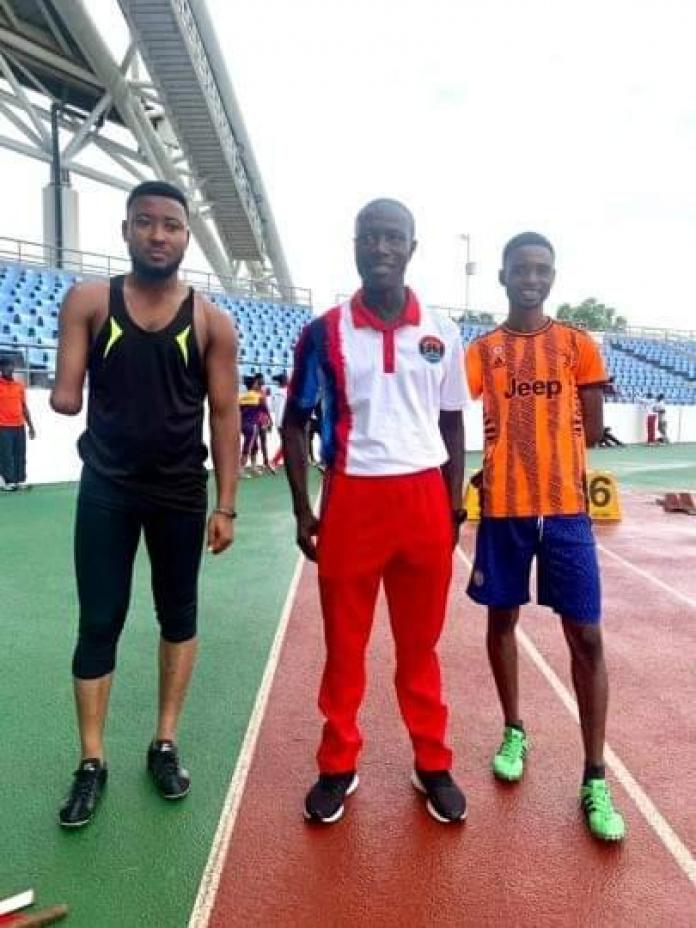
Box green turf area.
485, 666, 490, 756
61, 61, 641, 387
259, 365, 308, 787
588, 442, 696, 489
0, 474, 307, 927
464, 443, 696, 491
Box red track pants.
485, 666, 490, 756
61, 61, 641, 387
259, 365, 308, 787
316, 468, 454, 774
647, 414, 657, 444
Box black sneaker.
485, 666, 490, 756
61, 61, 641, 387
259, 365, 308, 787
147, 740, 190, 799
59, 758, 107, 828
304, 772, 359, 823
411, 769, 467, 823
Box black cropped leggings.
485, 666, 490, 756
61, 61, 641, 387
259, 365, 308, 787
72, 469, 206, 679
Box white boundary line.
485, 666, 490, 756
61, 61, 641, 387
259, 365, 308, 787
187, 552, 306, 928
456, 547, 696, 887
597, 542, 696, 611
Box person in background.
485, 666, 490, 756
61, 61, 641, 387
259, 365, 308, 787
270, 371, 289, 468
0, 355, 36, 491
598, 426, 624, 448
653, 393, 669, 444
639, 393, 657, 443
253, 379, 275, 474
239, 373, 271, 477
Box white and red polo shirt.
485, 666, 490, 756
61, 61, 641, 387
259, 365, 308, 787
288, 289, 468, 476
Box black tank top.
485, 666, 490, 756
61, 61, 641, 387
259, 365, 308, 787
78, 276, 208, 511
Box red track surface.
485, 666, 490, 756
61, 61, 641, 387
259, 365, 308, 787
208, 497, 695, 927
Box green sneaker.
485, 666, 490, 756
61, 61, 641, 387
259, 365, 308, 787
580, 779, 626, 841
492, 726, 528, 782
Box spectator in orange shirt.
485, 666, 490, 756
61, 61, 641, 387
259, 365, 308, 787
0, 355, 35, 491
464, 232, 625, 842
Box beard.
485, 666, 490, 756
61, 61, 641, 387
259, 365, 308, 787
130, 251, 183, 282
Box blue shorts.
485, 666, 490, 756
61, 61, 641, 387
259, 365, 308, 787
467, 514, 601, 624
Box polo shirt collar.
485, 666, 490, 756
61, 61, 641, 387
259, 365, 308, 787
350, 288, 421, 332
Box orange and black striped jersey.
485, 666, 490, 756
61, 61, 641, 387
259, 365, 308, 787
465, 319, 607, 518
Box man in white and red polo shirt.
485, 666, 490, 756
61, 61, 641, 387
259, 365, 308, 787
282, 199, 468, 824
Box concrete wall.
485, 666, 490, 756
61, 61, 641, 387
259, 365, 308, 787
20, 388, 692, 486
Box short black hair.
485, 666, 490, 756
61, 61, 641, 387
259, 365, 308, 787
356, 198, 415, 239
126, 180, 189, 217
502, 231, 555, 266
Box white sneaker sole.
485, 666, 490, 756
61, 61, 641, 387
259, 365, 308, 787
411, 771, 467, 824
59, 815, 93, 829
161, 781, 191, 800
304, 773, 359, 823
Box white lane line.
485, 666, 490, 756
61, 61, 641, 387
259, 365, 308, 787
456, 547, 696, 887
596, 542, 696, 611
188, 552, 306, 928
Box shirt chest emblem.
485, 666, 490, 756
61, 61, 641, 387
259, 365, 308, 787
419, 335, 445, 364
491, 344, 506, 368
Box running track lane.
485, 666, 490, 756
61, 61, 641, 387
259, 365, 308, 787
202, 528, 695, 927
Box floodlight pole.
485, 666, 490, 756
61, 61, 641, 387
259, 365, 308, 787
50, 102, 63, 268
459, 233, 476, 314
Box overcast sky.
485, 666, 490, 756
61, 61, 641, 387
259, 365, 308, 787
2, 0, 695, 328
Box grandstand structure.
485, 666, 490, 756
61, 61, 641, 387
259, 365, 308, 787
0, 1, 695, 406
4, 243, 696, 404
0, 0, 296, 291
0, 0, 313, 381
0, 244, 311, 382
604, 333, 696, 404
456, 322, 696, 406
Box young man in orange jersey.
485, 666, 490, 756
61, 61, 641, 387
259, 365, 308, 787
465, 232, 625, 841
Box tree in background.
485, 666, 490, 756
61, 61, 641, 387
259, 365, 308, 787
556, 298, 627, 331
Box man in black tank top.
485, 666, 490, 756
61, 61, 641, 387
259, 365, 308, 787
50, 181, 240, 828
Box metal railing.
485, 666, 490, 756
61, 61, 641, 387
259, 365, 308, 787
334, 293, 503, 325
1, 344, 55, 387
428, 305, 503, 325
608, 324, 696, 343
2, 343, 293, 388
0, 235, 313, 306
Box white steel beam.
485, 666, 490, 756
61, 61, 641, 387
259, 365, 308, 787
61, 91, 112, 161
53, 0, 234, 283
0, 132, 133, 191
0, 50, 49, 146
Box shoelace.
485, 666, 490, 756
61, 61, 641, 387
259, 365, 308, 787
499, 731, 524, 759
418, 771, 453, 790
155, 748, 180, 777
73, 768, 99, 799
318, 775, 352, 797
584, 782, 612, 814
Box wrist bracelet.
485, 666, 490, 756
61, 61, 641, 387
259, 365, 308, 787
214, 507, 237, 519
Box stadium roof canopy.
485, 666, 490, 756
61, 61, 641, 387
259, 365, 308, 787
0, 0, 295, 297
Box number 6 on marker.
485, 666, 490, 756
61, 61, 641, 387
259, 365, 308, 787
587, 471, 622, 521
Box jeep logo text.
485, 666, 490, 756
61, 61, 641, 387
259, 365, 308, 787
504, 378, 561, 399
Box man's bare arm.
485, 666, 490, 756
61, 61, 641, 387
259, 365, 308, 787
282, 402, 318, 561
439, 409, 466, 547
579, 385, 604, 447
22, 399, 35, 437
439, 410, 465, 510
50, 282, 104, 415
205, 303, 239, 554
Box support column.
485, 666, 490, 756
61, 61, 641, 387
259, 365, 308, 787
43, 103, 79, 267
